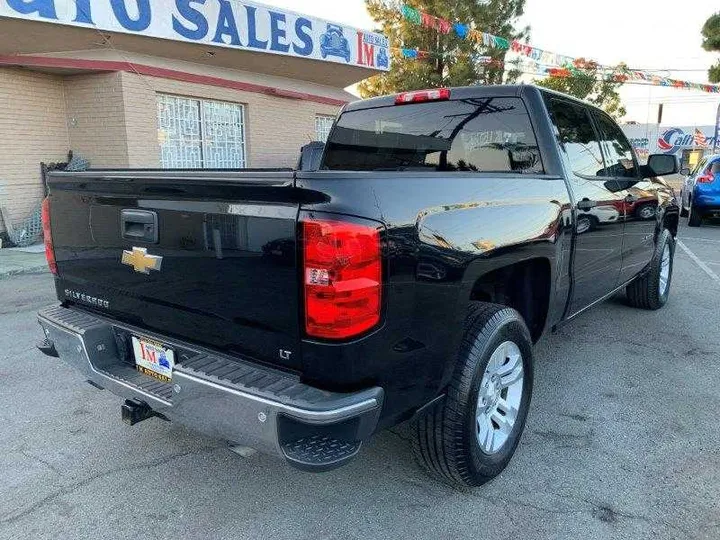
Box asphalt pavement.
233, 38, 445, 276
1, 221, 719, 540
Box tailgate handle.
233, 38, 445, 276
121, 209, 158, 243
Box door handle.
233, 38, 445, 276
121, 209, 158, 243
577, 199, 597, 211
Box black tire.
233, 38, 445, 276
626, 229, 675, 310
688, 203, 702, 227
413, 303, 534, 489
679, 194, 689, 218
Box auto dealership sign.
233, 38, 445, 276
656, 127, 717, 154
0, 0, 390, 70
622, 123, 718, 157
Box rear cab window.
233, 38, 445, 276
322, 97, 544, 174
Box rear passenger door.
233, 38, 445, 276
592, 111, 656, 283
545, 98, 626, 314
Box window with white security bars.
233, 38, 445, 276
315, 115, 335, 142
157, 94, 247, 169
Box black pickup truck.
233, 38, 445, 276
37, 85, 680, 488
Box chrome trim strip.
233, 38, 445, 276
174, 369, 378, 424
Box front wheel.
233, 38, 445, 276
413, 303, 533, 488
626, 229, 675, 310
636, 203, 657, 220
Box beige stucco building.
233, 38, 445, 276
0, 0, 389, 240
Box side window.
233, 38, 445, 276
592, 113, 638, 178
545, 98, 605, 177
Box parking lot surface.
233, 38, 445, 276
1, 221, 719, 540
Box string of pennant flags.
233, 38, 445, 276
399, 4, 720, 94
400, 5, 510, 50
394, 46, 505, 67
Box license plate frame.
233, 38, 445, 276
131, 336, 175, 383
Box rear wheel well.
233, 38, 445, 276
469, 259, 551, 342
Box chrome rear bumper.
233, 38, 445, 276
37, 305, 383, 471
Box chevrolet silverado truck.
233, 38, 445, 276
36, 85, 680, 488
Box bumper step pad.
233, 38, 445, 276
281, 434, 362, 472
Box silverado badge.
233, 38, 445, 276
121, 247, 162, 274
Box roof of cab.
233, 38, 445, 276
342, 84, 600, 114
344, 84, 526, 112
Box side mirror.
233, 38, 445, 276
645, 154, 680, 178
298, 141, 325, 171
679, 167, 691, 176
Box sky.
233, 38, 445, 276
261, 0, 720, 126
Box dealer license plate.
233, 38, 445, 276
131, 336, 175, 382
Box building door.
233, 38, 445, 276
545, 97, 627, 314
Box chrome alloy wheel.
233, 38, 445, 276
659, 243, 671, 296
638, 205, 656, 219
476, 341, 524, 454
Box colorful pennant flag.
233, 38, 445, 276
454, 23, 468, 39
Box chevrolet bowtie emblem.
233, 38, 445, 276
121, 247, 163, 274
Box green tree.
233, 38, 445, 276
358, 0, 529, 98
536, 59, 627, 119
701, 12, 720, 83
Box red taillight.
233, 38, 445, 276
302, 216, 382, 340
697, 174, 715, 184
41, 197, 57, 275
395, 88, 451, 105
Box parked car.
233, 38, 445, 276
37, 85, 680, 488
627, 188, 660, 220
680, 154, 720, 226
576, 202, 621, 234
320, 24, 351, 63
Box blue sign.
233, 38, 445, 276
320, 24, 351, 63
0, 0, 390, 71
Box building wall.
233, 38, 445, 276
119, 71, 341, 168
120, 71, 161, 168
0, 67, 69, 234
0, 63, 344, 238
63, 72, 129, 168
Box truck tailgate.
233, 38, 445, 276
48, 170, 304, 370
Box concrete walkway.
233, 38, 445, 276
0, 244, 48, 279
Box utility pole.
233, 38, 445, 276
714, 102, 720, 154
